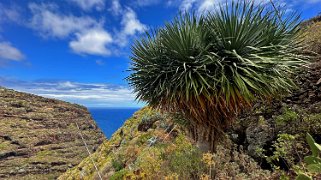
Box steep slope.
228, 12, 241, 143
301, 14, 321, 26
59, 64, 321, 180
59, 107, 275, 180
0, 87, 105, 179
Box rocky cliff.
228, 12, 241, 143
0, 87, 105, 179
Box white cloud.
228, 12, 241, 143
180, 0, 197, 11
28, 2, 147, 56
29, 3, 115, 56
197, 0, 218, 13
110, 0, 122, 15
0, 42, 24, 61
166, 0, 177, 7
0, 78, 144, 107
122, 8, 147, 36
108, 1, 148, 46
58, 81, 77, 88
69, 28, 113, 56
108, 1, 149, 47
95, 59, 105, 65
0, 4, 21, 24
116, 8, 147, 46
305, 0, 321, 3
136, 0, 160, 6
178, 0, 289, 15
29, 3, 97, 38
70, 0, 105, 11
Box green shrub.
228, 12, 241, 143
275, 108, 299, 126
110, 169, 129, 180
111, 158, 124, 172
138, 112, 166, 132
128, 1, 308, 148
266, 134, 297, 169
295, 133, 321, 179
167, 134, 204, 179
10, 100, 28, 108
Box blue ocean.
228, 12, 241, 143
89, 108, 140, 138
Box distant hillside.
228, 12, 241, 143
301, 14, 321, 27
0, 87, 105, 179
301, 14, 321, 56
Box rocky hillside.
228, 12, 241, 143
0, 87, 105, 179
301, 14, 321, 27
59, 107, 274, 180
59, 64, 321, 179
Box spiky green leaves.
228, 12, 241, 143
296, 133, 321, 179
130, 15, 208, 105
127, 1, 308, 141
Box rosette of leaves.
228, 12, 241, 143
127, 1, 308, 150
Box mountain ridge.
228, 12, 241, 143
0, 87, 105, 179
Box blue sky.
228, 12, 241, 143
0, 0, 320, 107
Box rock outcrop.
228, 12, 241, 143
0, 87, 105, 179
228, 60, 321, 175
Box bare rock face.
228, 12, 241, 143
0, 87, 105, 180
246, 121, 273, 158
229, 60, 321, 171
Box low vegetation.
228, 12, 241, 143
295, 133, 321, 179
59, 107, 273, 179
